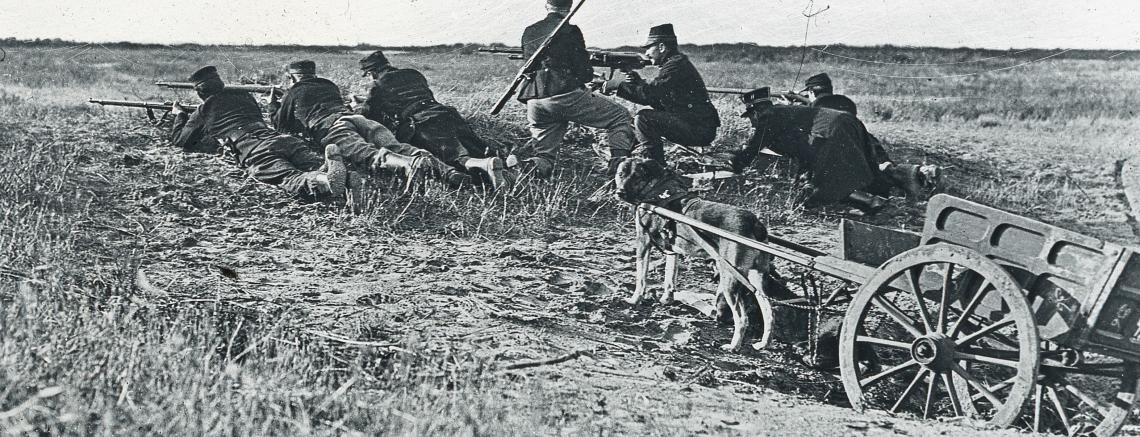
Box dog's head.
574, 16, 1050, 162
613, 157, 690, 205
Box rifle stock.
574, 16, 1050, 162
88, 98, 198, 123
489, 0, 585, 115
155, 81, 282, 94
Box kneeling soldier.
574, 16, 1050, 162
729, 88, 932, 213
170, 66, 348, 203
357, 51, 505, 189
269, 60, 427, 187
608, 23, 720, 165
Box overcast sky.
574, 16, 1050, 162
2, 0, 1138, 50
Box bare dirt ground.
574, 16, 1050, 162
5, 45, 1140, 436
57, 115, 1107, 436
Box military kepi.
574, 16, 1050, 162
287, 60, 316, 75
359, 51, 389, 76
739, 87, 771, 117
802, 73, 832, 92
188, 65, 220, 85
643, 23, 677, 47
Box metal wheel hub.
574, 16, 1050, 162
912, 334, 954, 371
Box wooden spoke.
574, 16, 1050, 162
871, 294, 924, 338
942, 372, 964, 417
952, 362, 1003, 406
969, 376, 1017, 403
947, 280, 990, 337
924, 372, 938, 420
856, 335, 910, 350
1047, 386, 1072, 431
905, 267, 935, 334
1033, 383, 1043, 432
891, 368, 929, 414
936, 262, 955, 333
955, 318, 1014, 347
860, 359, 919, 388
1061, 383, 1112, 417
955, 350, 1021, 368
1040, 363, 1127, 378
958, 346, 1020, 360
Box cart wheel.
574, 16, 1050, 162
839, 244, 1039, 428
955, 338, 1140, 435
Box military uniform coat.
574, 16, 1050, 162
616, 53, 720, 130
357, 68, 492, 161
269, 77, 349, 143
517, 12, 593, 101
810, 94, 858, 117
734, 105, 884, 203
171, 90, 323, 198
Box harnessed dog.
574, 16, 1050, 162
614, 158, 796, 352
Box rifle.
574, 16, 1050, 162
155, 81, 283, 95
706, 87, 810, 104
489, 0, 586, 115
480, 47, 648, 74
88, 99, 198, 123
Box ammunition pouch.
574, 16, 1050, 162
517, 68, 584, 101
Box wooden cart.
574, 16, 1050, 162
640, 193, 1140, 436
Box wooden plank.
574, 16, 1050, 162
840, 219, 920, 267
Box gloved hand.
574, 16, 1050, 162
170, 101, 187, 116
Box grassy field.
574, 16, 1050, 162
1, 40, 1139, 435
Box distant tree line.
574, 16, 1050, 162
0, 37, 1134, 61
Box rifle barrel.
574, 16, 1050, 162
155, 81, 280, 94
706, 87, 750, 95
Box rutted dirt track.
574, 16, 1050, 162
55, 117, 1050, 436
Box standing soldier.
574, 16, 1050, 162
509, 0, 636, 177
606, 24, 720, 164
170, 66, 349, 203
728, 88, 931, 213
357, 51, 506, 189
269, 60, 428, 186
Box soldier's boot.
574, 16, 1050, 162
303, 171, 334, 200
844, 190, 887, 215
882, 163, 925, 198
422, 155, 471, 188
324, 144, 348, 206
372, 149, 426, 192
462, 157, 506, 191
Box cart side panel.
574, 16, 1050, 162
1087, 250, 1140, 361
921, 194, 1123, 348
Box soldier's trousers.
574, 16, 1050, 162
409, 114, 493, 169
324, 115, 423, 169
633, 109, 717, 164
236, 132, 324, 200
523, 88, 635, 170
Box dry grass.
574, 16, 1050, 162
1, 41, 1138, 435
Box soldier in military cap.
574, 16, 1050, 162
170, 66, 348, 203
800, 72, 940, 195
357, 51, 506, 189
268, 59, 438, 187
510, 0, 636, 177
801, 73, 858, 116
728, 87, 934, 213
604, 23, 720, 164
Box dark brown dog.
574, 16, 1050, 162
614, 157, 796, 352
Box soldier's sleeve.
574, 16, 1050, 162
356, 84, 381, 121
731, 129, 765, 172
616, 58, 679, 106
170, 110, 206, 151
